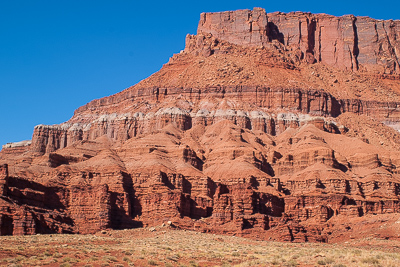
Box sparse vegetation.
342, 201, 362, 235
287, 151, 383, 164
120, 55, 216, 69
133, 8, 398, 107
148, 259, 157, 265
0, 229, 399, 267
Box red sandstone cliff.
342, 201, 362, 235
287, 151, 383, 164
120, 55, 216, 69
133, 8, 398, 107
195, 9, 400, 74
1, 8, 400, 242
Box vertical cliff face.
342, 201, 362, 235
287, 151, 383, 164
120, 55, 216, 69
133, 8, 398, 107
0, 164, 8, 196
0, 164, 137, 235
197, 9, 400, 74
197, 8, 270, 47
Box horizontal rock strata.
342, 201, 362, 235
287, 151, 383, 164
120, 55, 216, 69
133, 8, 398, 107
16, 86, 400, 154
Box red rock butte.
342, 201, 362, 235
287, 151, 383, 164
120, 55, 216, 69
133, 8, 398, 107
1, 8, 400, 242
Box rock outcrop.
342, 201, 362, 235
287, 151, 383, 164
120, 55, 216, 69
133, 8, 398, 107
196, 9, 400, 74
1, 8, 400, 242
19, 89, 400, 155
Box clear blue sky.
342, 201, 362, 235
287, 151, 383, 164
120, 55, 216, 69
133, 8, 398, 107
1, 0, 399, 146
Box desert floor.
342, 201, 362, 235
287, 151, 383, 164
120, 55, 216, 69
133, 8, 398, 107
1, 226, 400, 267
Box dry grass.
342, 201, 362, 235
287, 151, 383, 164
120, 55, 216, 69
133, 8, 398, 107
0, 228, 400, 266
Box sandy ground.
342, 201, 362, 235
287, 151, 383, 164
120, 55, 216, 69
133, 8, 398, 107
1, 226, 400, 267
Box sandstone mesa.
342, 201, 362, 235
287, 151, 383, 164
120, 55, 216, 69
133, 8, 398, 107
1, 8, 400, 242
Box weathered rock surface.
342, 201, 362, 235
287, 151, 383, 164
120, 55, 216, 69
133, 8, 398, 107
196, 9, 400, 74
1, 8, 400, 242
2, 117, 400, 241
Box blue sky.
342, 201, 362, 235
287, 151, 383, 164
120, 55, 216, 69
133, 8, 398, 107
1, 0, 399, 146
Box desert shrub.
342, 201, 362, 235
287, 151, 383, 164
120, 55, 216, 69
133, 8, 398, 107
167, 254, 180, 262
324, 258, 334, 264
285, 259, 299, 267
53, 252, 63, 258
43, 251, 52, 257
6, 258, 18, 264
124, 250, 133, 255
62, 257, 77, 263
106, 256, 118, 262
15, 256, 25, 262
270, 258, 280, 265
361, 257, 379, 265
148, 259, 158, 265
